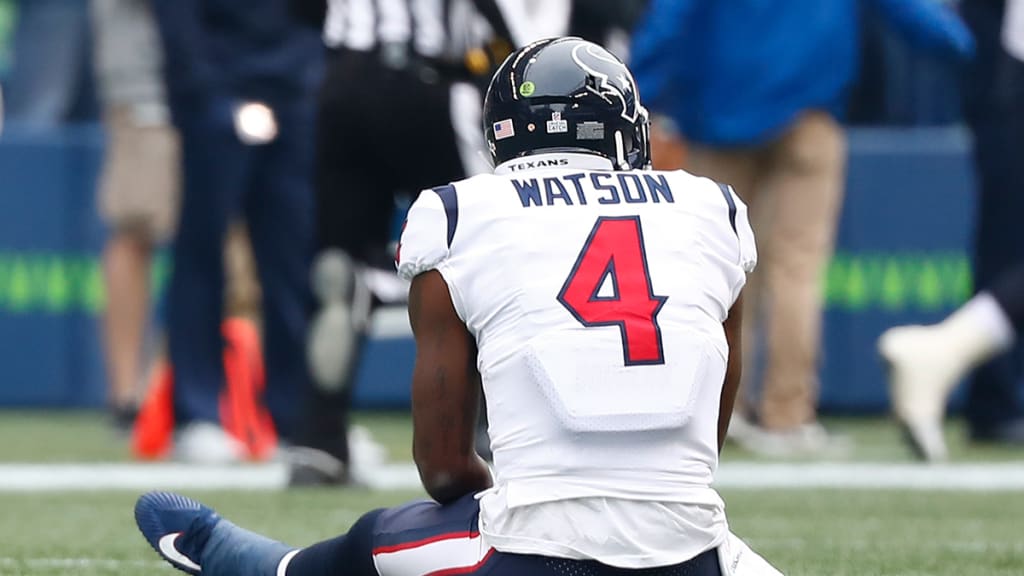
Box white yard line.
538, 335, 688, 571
0, 461, 423, 492
0, 462, 291, 491
714, 462, 1024, 491
0, 557, 164, 569
1, 461, 1024, 492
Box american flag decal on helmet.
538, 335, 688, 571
493, 119, 515, 140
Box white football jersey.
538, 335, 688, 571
397, 152, 757, 568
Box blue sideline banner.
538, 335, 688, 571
818, 128, 974, 412
0, 126, 975, 412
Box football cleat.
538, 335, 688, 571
135, 491, 296, 575
878, 326, 956, 462
135, 492, 219, 575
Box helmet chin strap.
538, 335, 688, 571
614, 130, 630, 170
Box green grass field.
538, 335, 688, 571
4, 490, 1022, 576
1, 411, 1023, 576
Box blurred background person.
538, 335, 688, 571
285, 0, 536, 485
492, 0, 571, 50
90, 0, 178, 433
567, 0, 648, 58
150, 0, 323, 462
949, 0, 1024, 446
881, 265, 1024, 461
631, 0, 974, 457
881, 0, 1024, 460
4, 0, 95, 126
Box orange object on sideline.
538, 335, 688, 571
132, 318, 278, 461
132, 358, 174, 460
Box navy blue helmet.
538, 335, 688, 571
483, 37, 651, 170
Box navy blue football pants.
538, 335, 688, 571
962, 0, 1024, 434
286, 495, 723, 576
167, 94, 315, 440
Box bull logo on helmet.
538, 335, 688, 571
570, 43, 639, 123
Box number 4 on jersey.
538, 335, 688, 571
558, 216, 668, 366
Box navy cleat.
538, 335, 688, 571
135, 491, 218, 574
135, 491, 297, 576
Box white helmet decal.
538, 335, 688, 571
570, 43, 639, 123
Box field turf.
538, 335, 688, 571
1, 411, 1022, 576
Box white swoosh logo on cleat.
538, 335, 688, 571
158, 533, 201, 571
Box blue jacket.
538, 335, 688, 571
151, 0, 322, 106
631, 0, 975, 146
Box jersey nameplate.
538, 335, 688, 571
512, 173, 675, 208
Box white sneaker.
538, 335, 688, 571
348, 424, 388, 479
878, 325, 959, 462
173, 422, 245, 464
725, 411, 757, 443
732, 421, 851, 458
308, 250, 364, 392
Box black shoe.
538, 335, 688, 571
969, 418, 1024, 445
287, 446, 358, 487
111, 403, 139, 435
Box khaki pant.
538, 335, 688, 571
99, 105, 261, 319
687, 112, 846, 429
98, 104, 180, 242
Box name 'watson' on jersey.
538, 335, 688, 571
508, 163, 676, 208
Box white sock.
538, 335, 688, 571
276, 549, 301, 576
936, 292, 1015, 370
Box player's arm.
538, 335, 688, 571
718, 293, 744, 453
714, 179, 755, 452
408, 270, 493, 505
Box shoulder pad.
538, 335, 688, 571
396, 186, 458, 280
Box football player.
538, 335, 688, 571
133, 37, 781, 576
882, 5, 1024, 462
881, 265, 1024, 461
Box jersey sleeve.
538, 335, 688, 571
730, 188, 758, 274
713, 182, 757, 307
395, 190, 451, 281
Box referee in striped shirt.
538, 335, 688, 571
289, 0, 515, 485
